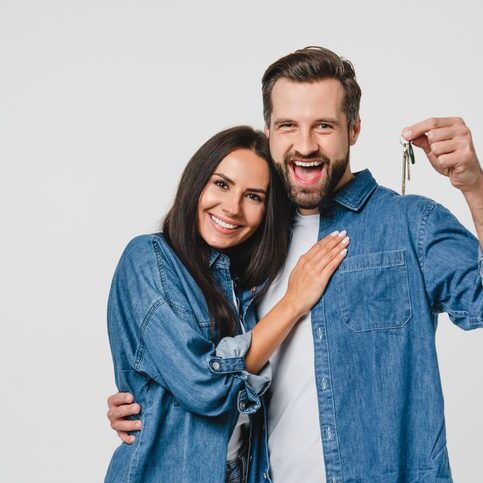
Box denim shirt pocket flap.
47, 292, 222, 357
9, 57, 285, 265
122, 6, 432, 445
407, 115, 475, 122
336, 249, 412, 332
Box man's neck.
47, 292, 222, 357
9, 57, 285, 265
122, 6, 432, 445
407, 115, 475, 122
297, 169, 355, 216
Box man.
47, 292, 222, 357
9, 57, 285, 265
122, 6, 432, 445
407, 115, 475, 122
106, 47, 483, 482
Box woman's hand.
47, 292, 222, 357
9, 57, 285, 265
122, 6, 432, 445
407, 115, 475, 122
284, 230, 349, 319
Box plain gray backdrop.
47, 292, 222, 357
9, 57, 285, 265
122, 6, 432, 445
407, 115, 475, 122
1, 1, 482, 481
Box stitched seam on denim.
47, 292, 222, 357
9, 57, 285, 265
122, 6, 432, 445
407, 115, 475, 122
209, 356, 246, 374
128, 375, 154, 483
439, 302, 468, 317
134, 298, 165, 371
417, 200, 437, 284
336, 181, 378, 211
325, 315, 344, 480
152, 237, 198, 314
339, 250, 405, 273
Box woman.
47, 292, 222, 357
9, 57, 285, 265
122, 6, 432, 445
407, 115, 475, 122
105, 126, 349, 482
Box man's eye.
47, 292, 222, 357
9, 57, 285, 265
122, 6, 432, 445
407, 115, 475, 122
316, 123, 331, 129
279, 123, 294, 129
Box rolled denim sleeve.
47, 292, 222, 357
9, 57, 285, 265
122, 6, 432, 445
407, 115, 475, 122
138, 300, 267, 416
215, 332, 271, 413
419, 202, 483, 329
108, 235, 268, 418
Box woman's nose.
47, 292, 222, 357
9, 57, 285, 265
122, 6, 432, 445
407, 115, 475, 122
222, 196, 242, 218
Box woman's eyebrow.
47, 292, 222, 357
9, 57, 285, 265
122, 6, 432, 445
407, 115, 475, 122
213, 172, 267, 195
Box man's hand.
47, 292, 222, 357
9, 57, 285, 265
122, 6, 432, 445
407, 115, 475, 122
402, 117, 483, 193
107, 392, 142, 444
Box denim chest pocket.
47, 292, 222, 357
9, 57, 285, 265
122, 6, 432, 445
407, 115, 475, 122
335, 249, 412, 332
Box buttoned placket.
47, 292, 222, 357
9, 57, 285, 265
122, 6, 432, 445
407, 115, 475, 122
311, 210, 344, 482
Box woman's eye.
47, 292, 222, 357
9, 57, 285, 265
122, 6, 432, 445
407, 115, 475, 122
246, 193, 263, 202
214, 180, 228, 189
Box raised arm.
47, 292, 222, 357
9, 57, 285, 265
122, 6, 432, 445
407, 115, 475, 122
403, 117, 483, 248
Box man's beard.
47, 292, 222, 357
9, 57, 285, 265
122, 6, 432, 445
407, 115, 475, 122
274, 150, 350, 209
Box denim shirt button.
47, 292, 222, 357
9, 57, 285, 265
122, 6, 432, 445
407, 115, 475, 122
263, 472, 268, 479
211, 361, 221, 371
251, 286, 257, 293
240, 401, 246, 410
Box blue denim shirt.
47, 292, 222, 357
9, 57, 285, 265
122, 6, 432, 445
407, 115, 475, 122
105, 234, 271, 483
288, 169, 483, 482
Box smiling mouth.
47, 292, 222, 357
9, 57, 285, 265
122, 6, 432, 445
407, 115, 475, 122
209, 213, 242, 231
289, 160, 326, 185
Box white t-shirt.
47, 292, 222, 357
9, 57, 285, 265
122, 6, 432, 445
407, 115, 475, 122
227, 291, 250, 462
258, 211, 326, 482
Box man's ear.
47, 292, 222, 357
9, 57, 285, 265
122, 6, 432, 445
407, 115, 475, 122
264, 126, 269, 139
349, 116, 361, 146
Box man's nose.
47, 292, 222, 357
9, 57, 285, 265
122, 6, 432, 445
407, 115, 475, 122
294, 130, 318, 157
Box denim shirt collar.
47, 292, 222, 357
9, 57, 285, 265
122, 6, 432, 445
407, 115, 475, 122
209, 249, 229, 268
323, 169, 378, 212
208, 249, 262, 305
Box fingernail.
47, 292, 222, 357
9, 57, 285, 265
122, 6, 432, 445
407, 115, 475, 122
340, 248, 347, 256
341, 236, 350, 246
130, 436, 136, 443
133, 404, 140, 412
136, 421, 142, 429
402, 129, 412, 140
330, 230, 339, 236
338, 230, 347, 238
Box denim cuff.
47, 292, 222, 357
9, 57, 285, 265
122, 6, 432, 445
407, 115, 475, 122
214, 331, 272, 414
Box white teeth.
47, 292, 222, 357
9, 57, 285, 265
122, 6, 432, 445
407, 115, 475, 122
210, 214, 239, 230
293, 161, 323, 167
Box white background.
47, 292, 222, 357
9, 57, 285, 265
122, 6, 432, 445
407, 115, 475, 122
1, 1, 482, 481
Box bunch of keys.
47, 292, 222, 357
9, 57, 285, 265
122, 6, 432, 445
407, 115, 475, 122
401, 136, 415, 195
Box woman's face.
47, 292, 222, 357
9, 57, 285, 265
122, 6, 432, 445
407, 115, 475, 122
197, 148, 270, 251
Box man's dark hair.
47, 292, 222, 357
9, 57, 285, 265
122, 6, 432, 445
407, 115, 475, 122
262, 46, 362, 128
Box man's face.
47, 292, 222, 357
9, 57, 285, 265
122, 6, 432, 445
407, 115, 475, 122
266, 78, 360, 211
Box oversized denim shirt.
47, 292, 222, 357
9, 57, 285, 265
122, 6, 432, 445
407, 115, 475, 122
287, 169, 483, 483
105, 234, 271, 483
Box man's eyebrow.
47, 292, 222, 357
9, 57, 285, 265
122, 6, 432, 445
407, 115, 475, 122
314, 117, 340, 126
273, 118, 296, 125
273, 117, 340, 126
212, 172, 267, 195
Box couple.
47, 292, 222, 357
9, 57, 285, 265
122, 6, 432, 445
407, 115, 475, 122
105, 47, 483, 482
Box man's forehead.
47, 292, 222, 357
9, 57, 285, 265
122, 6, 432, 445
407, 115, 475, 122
271, 78, 344, 119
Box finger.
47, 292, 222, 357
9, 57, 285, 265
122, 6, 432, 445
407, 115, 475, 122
107, 392, 134, 408
319, 247, 348, 281
430, 140, 459, 158
303, 230, 346, 261
107, 403, 141, 422
402, 117, 464, 142
311, 233, 349, 266
410, 134, 431, 155
437, 153, 458, 172
315, 236, 350, 270
111, 418, 142, 432
426, 126, 458, 144
117, 431, 136, 444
